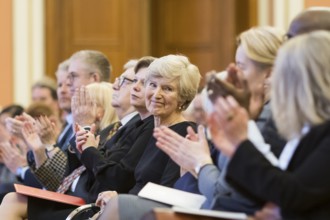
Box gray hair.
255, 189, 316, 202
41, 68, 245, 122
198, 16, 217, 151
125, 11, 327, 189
271, 30, 330, 140
70, 50, 111, 81
55, 59, 70, 77
146, 54, 201, 110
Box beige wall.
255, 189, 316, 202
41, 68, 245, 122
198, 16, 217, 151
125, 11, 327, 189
305, 0, 330, 7
0, 0, 13, 108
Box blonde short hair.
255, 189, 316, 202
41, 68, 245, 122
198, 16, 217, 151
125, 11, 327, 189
146, 55, 201, 110
271, 30, 330, 139
237, 26, 285, 68
86, 82, 118, 130
70, 50, 111, 81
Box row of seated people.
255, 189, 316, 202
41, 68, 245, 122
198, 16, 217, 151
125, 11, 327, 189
0, 7, 329, 220
0, 73, 69, 197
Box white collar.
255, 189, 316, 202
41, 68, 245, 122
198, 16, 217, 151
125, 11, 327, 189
66, 113, 73, 125
120, 111, 139, 126
278, 125, 310, 170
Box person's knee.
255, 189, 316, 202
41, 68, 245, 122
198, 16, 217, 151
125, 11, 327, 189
1, 192, 27, 206
1, 192, 20, 205
0, 192, 28, 218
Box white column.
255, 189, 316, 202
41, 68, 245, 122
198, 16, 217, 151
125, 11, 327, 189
287, 0, 304, 24
273, 0, 287, 30
13, 0, 44, 107
258, 0, 271, 26
272, 0, 304, 30
31, 0, 45, 82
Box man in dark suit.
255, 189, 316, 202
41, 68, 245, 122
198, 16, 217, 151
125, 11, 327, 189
24, 51, 112, 190
28, 59, 143, 192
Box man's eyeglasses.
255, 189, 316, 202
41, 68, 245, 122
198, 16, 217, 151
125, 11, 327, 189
115, 76, 135, 88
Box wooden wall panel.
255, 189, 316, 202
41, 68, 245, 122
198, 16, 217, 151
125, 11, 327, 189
64, 0, 124, 80
45, 0, 150, 81
46, 0, 254, 85
151, 0, 237, 85
66, 0, 122, 47
305, 0, 330, 7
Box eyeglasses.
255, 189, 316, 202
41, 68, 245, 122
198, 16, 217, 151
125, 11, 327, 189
115, 76, 135, 88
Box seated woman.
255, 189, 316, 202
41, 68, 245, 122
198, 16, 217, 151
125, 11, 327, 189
25, 82, 118, 190
209, 30, 330, 219
88, 54, 202, 220
83, 82, 119, 132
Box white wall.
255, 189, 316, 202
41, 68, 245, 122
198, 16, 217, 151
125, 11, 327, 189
13, 0, 44, 107
258, 0, 304, 30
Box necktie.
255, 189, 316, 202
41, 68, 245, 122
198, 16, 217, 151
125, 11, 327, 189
106, 121, 122, 140
57, 122, 72, 148
56, 165, 86, 194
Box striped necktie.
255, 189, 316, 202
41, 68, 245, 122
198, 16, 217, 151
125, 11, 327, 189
56, 165, 86, 194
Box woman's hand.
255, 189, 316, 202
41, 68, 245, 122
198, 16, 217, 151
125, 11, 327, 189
254, 203, 282, 220
0, 124, 11, 143
21, 121, 43, 152
72, 87, 98, 127
36, 116, 57, 145
208, 96, 249, 157
95, 191, 118, 210
75, 123, 100, 153
0, 141, 27, 173
5, 117, 24, 138
154, 125, 213, 176
5, 113, 36, 138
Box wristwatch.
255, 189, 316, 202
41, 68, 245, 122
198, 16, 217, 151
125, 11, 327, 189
45, 144, 56, 153
194, 163, 203, 176
194, 162, 212, 176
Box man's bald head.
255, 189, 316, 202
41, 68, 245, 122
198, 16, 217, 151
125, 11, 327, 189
287, 8, 330, 38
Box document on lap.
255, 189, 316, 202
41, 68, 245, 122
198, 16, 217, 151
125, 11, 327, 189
14, 184, 86, 206
138, 182, 206, 209
138, 183, 247, 219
